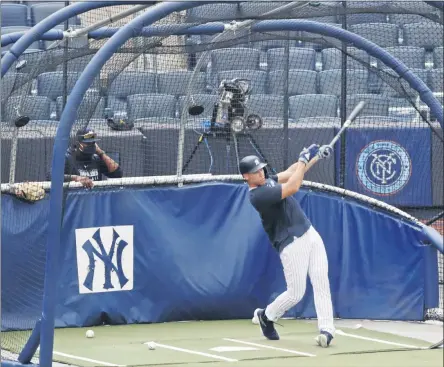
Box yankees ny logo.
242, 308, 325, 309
75, 226, 134, 294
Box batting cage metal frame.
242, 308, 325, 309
1, 1, 443, 367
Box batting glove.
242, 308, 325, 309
318, 145, 333, 159
298, 144, 320, 165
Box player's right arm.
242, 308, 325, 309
280, 144, 319, 199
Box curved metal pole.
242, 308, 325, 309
39, 2, 207, 367
1, 1, 145, 76
1, 23, 226, 48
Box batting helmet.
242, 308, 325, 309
239, 155, 267, 175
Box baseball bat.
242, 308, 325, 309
304, 100, 366, 171
327, 100, 366, 152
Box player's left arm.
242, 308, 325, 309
96, 145, 123, 178
276, 144, 332, 183
276, 159, 316, 183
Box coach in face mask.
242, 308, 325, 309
62, 128, 123, 188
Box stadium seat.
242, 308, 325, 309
318, 69, 369, 96
105, 71, 157, 114
3, 96, 51, 122
402, 23, 444, 49
321, 47, 370, 70
246, 94, 285, 118
127, 94, 177, 122
210, 48, 261, 72
238, 2, 288, 18
266, 47, 316, 71
30, 2, 80, 26
0, 4, 28, 27
37, 71, 90, 101
389, 14, 438, 25
267, 70, 317, 95
346, 13, 388, 25
252, 31, 300, 51
434, 47, 443, 68
186, 3, 239, 22
54, 54, 95, 72
217, 70, 267, 94
389, 1, 439, 25
289, 94, 338, 120
392, 0, 437, 13
178, 94, 218, 119
108, 71, 157, 98
428, 69, 444, 93
349, 23, 399, 47
106, 96, 127, 116
1, 72, 29, 102
344, 1, 388, 24
56, 93, 105, 120
346, 94, 391, 116
157, 71, 207, 96
379, 46, 426, 69
378, 68, 429, 97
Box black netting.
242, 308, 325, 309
0, 3, 150, 362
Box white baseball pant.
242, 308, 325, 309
265, 225, 335, 336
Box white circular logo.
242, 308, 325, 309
356, 140, 412, 196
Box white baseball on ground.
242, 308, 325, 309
252, 308, 260, 325
86, 330, 95, 338
146, 342, 156, 350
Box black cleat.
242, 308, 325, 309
257, 309, 279, 340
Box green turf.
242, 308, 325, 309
4, 320, 443, 366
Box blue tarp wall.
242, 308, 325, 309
1, 183, 439, 330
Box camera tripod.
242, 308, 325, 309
181, 123, 274, 175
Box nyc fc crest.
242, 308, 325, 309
75, 225, 134, 294
356, 140, 412, 196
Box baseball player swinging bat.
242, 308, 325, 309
240, 100, 367, 347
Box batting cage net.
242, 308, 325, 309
1, 0, 443, 363
1, 3, 154, 362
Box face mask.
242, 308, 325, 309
77, 143, 95, 159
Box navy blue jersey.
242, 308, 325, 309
63, 148, 122, 181
249, 175, 311, 252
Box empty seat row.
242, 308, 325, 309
3, 68, 442, 110
350, 22, 443, 49
1, 3, 80, 27
185, 1, 440, 26
204, 45, 439, 73
189, 26, 442, 67
5, 92, 440, 124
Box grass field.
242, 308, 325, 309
4, 319, 440, 367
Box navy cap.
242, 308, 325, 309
76, 128, 99, 143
